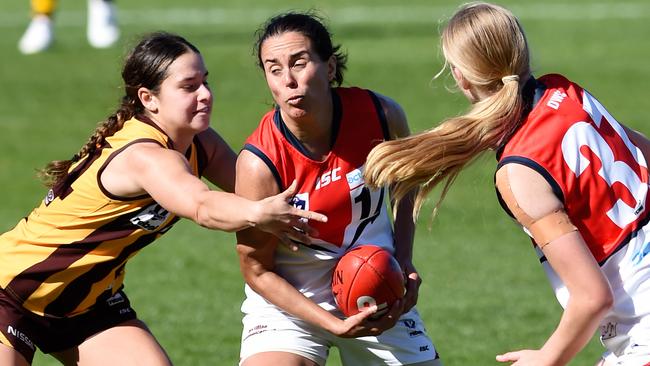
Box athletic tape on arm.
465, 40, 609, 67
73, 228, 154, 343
495, 167, 577, 248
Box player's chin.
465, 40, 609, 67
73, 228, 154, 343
191, 115, 212, 130
284, 105, 308, 119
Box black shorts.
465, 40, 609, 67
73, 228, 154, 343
0, 288, 138, 363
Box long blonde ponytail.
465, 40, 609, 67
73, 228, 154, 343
364, 2, 530, 220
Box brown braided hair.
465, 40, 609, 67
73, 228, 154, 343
39, 32, 200, 187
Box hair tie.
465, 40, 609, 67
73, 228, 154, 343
501, 75, 519, 84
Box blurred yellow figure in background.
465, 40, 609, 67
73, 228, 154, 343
19, 0, 119, 54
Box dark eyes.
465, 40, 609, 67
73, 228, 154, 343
268, 60, 307, 75
181, 80, 209, 91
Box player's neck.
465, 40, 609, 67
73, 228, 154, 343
282, 99, 334, 160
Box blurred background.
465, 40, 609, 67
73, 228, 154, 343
1, 0, 648, 364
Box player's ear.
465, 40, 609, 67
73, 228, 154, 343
138, 87, 158, 113
451, 65, 471, 91
327, 55, 336, 82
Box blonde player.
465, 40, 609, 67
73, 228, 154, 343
19, 0, 119, 54
365, 2, 650, 365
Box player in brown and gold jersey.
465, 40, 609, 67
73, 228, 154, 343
0, 31, 326, 366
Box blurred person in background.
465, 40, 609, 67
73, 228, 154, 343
19, 0, 119, 54
365, 2, 650, 365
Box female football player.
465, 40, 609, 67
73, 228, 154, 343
0, 31, 325, 365
235, 11, 441, 366
365, 2, 650, 365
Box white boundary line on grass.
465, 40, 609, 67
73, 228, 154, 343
1, 3, 650, 28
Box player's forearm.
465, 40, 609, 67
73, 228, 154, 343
194, 190, 258, 232
392, 189, 416, 262
245, 268, 341, 333
540, 294, 612, 365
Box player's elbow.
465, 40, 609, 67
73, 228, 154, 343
594, 289, 614, 316
582, 284, 614, 318
236, 244, 271, 287
239, 264, 268, 292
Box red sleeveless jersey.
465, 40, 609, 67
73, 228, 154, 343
244, 87, 393, 253
498, 74, 649, 263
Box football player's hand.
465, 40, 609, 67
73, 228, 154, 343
496, 349, 552, 365
254, 180, 327, 244
333, 300, 403, 338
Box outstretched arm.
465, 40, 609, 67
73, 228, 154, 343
101, 141, 325, 238
495, 163, 613, 366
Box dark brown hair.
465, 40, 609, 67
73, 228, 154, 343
39, 32, 200, 187
254, 11, 347, 86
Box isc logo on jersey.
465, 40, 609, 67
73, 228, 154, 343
316, 167, 342, 190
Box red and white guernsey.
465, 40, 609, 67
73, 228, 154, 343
242, 87, 394, 313
499, 74, 650, 359
499, 74, 649, 263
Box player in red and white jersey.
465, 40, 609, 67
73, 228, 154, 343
236, 12, 440, 366
365, 3, 650, 366
498, 74, 650, 366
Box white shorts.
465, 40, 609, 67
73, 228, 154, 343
598, 310, 650, 365
597, 221, 650, 364
240, 308, 439, 366
601, 344, 650, 366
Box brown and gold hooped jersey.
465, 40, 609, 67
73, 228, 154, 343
0, 117, 207, 317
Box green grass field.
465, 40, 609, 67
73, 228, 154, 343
1, 0, 649, 365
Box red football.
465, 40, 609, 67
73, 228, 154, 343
332, 245, 405, 318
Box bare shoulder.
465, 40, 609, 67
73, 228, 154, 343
235, 149, 280, 199
372, 91, 409, 139
495, 163, 563, 219
234, 149, 279, 251
101, 141, 185, 197
104, 140, 169, 174
125, 140, 175, 162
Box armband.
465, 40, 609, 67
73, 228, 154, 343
528, 210, 578, 248
496, 167, 577, 248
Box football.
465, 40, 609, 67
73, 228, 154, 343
332, 245, 405, 318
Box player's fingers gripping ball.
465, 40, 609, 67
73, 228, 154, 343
332, 245, 405, 318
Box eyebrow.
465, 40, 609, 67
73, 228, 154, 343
177, 71, 209, 82
263, 50, 310, 65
